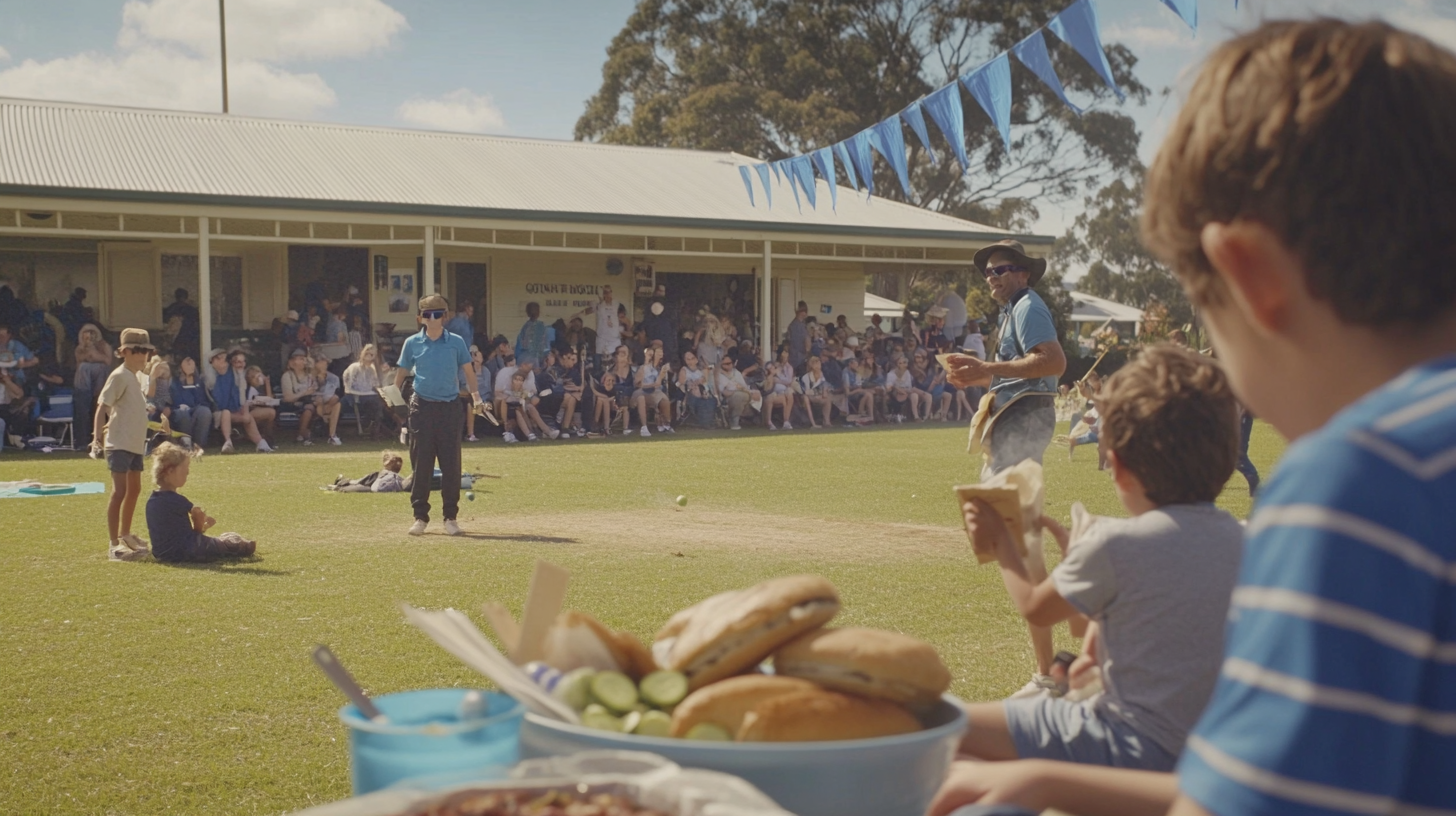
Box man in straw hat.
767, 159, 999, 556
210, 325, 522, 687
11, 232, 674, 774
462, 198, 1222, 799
91, 328, 157, 561
946, 238, 1067, 698
395, 294, 482, 536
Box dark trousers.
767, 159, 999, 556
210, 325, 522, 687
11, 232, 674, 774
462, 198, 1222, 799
985, 394, 1056, 479
408, 396, 463, 523
1235, 410, 1260, 492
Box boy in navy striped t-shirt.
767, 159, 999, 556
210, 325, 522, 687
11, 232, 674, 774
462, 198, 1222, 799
930, 18, 1456, 816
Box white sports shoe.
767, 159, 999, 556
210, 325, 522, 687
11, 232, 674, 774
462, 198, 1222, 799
220, 440, 234, 454
256, 440, 275, 453
408, 519, 428, 536
640, 426, 651, 437
1007, 673, 1062, 700
503, 432, 518, 443
443, 519, 462, 536
328, 436, 342, 446
547, 428, 561, 439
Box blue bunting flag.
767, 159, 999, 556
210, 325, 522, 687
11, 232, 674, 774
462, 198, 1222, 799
738, 165, 756, 206
847, 130, 877, 196
1012, 29, 1083, 115
899, 101, 938, 165
962, 52, 1014, 152
1048, 0, 1124, 101
753, 163, 773, 209
921, 81, 969, 173
870, 118, 913, 198
790, 155, 818, 210
834, 141, 860, 191
1160, 0, 1197, 31
812, 146, 838, 210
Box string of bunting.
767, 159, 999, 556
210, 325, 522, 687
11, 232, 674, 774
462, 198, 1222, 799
738, 0, 1209, 210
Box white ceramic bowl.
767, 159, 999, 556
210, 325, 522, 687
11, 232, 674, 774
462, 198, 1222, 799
519, 695, 967, 816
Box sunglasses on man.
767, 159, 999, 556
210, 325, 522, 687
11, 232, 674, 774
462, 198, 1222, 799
983, 263, 1026, 278
420, 309, 446, 320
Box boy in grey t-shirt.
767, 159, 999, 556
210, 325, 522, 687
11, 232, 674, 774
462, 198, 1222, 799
957, 346, 1244, 771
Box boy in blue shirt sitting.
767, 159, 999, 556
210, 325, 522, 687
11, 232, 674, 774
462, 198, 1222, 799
145, 442, 255, 563
930, 18, 1456, 816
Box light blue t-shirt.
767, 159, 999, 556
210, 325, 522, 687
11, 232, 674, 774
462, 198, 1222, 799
1178, 355, 1456, 816
991, 288, 1057, 399
397, 328, 471, 403
0, 338, 34, 383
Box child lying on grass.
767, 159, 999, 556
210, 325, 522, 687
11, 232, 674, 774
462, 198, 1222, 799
330, 450, 406, 493
145, 441, 256, 563
958, 345, 1245, 772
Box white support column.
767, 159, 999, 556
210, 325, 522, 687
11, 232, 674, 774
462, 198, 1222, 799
198, 216, 212, 355
423, 226, 436, 296
761, 240, 773, 348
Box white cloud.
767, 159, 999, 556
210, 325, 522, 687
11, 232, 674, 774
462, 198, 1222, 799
0, 0, 406, 118
0, 47, 10, 63
396, 89, 506, 133
118, 0, 408, 62
1104, 23, 1188, 50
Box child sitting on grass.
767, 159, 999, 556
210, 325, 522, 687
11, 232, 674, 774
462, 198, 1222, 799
146, 441, 256, 563
958, 345, 1244, 772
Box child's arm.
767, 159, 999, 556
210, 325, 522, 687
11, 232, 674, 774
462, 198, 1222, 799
1041, 514, 1091, 637
928, 760, 1178, 816
91, 403, 110, 455
190, 506, 216, 532
963, 499, 1080, 626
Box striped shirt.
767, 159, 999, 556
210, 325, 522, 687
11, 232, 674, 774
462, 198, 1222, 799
1178, 357, 1456, 816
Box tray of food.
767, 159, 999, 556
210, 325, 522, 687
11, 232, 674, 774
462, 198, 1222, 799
402, 573, 964, 816
291, 750, 790, 816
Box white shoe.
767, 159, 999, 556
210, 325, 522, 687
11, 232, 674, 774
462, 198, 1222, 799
1007, 674, 1062, 700
467, 435, 478, 442
443, 519, 462, 536
329, 436, 342, 446
767, 422, 777, 430
640, 426, 651, 437
256, 440, 275, 453
408, 519, 428, 536
783, 421, 793, 430
121, 532, 150, 553
729, 422, 741, 430
220, 440, 234, 454
526, 433, 538, 441
503, 432, 518, 443
547, 428, 561, 439
108, 542, 147, 561
665, 425, 675, 434
575, 428, 587, 438
399, 427, 408, 445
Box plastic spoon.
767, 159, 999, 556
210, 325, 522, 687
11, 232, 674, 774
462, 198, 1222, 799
312, 644, 387, 723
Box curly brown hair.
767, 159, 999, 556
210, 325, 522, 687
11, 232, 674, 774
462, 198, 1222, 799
1143, 19, 1456, 328
1098, 345, 1239, 505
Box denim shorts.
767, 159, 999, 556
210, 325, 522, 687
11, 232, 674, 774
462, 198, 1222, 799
106, 450, 145, 473
1003, 695, 1179, 771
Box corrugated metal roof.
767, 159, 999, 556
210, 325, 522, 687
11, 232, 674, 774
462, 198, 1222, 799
1070, 291, 1143, 323
0, 97, 1045, 244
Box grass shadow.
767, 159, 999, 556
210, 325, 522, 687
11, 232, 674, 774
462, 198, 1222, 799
156, 557, 295, 577
452, 532, 578, 544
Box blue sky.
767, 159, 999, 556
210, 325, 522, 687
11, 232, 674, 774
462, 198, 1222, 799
1, 0, 1453, 245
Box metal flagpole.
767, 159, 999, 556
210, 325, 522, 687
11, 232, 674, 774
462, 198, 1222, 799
219, 0, 229, 113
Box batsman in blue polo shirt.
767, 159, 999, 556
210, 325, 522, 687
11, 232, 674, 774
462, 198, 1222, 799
395, 294, 481, 536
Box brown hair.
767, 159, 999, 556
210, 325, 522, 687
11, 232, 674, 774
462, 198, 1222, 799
380, 450, 403, 472
1098, 345, 1238, 505
1143, 19, 1456, 328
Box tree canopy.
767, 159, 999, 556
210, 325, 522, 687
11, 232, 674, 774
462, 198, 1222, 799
1055, 176, 1193, 331
577, 0, 1149, 231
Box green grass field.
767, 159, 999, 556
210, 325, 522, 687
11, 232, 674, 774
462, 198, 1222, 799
0, 422, 1285, 815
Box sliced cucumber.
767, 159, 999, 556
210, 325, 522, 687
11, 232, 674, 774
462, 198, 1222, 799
552, 667, 597, 711
581, 707, 625, 732
638, 670, 689, 710
589, 670, 639, 715
684, 722, 733, 741
634, 710, 673, 738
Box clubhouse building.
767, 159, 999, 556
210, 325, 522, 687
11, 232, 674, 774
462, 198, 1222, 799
0, 96, 1052, 358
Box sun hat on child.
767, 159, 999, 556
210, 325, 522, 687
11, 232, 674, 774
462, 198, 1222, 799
117, 328, 155, 351
418, 294, 448, 312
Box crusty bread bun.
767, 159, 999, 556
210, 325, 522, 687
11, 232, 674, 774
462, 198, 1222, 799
668, 674, 818, 737
737, 689, 922, 742
542, 611, 658, 679
653, 575, 840, 689
773, 627, 952, 707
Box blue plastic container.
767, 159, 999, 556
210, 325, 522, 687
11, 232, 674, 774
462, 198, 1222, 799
339, 689, 524, 795
520, 695, 968, 816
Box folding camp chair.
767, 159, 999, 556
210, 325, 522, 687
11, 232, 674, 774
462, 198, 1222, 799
36, 389, 74, 449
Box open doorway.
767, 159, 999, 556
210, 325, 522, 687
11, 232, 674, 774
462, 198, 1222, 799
449, 261, 487, 347
654, 271, 755, 356
288, 246, 368, 321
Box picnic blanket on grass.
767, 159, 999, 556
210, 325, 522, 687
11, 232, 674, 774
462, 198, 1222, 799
0, 481, 106, 498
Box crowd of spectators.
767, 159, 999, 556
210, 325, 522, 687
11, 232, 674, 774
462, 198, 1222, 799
0, 274, 992, 452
